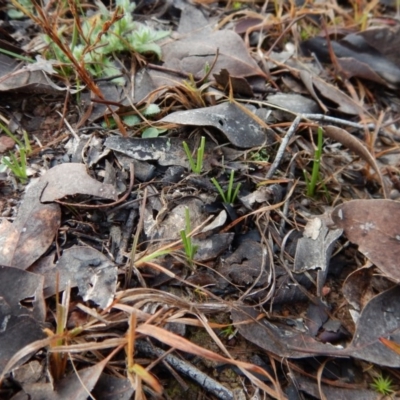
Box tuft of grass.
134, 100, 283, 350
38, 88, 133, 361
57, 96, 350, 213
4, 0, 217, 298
0, 123, 31, 183
303, 126, 323, 197
1, 149, 28, 184
371, 374, 394, 396
211, 169, 241, 204
220, 324, 237, 339
183, 136, 205, 174
180, 207, 198, 267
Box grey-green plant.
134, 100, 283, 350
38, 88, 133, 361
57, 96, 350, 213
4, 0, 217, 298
6, 0, 34, 19
211, 169, 241, 204
180, 207, 198, 267
303, 126, 323, 197
44, 0, 169, 82
183, 136, 205, 174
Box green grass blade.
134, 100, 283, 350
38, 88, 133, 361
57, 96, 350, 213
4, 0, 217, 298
183, 141, 197, 172
211, 178, 227, 203
307, 127, 323, 197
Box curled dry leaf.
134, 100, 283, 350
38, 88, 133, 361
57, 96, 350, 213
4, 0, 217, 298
298, 69, 363, 115
301, 31, 400, 87
323, 125, 388, 198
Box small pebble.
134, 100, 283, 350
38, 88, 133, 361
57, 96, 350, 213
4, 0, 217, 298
390, 189, 400, 200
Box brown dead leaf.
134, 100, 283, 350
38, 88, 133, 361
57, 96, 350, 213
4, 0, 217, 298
299, 70, 363, 115
214, 69, 254, 96
40, 163, 118, 202
0, 135, 15, 153
331, 199, 400, 281
0, 180, 60, 270
301, 31, 400, 87
358, 25, 400, 68
162, 30, 268, 80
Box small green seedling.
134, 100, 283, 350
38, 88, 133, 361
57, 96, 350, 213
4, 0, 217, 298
183, 136, 205, 174
371, 374, 394, 396
250, 148, 269, 162
220, 324, 237, 339
303, 126, 323, 197
0, 122, 32, 183
180, 207, 198, 267
1, 149, 28, 183
211, 169, 241, 204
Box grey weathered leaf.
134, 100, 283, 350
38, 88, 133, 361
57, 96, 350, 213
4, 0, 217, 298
0, 180, 60, 270
160, 102, 269, 148
40, 163, 118, 202
32, 246, 117, 309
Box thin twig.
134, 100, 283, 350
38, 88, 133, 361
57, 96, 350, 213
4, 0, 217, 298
299, 113, 376, 130
266, 116, 301, 179
136, 340, 234, 400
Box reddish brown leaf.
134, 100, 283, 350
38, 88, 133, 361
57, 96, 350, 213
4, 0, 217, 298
331, 199, 400, 281
0, 135, 15, 153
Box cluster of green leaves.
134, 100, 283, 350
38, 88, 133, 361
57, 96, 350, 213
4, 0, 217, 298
0, 122, 31, 184
45, 0, 169, 82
